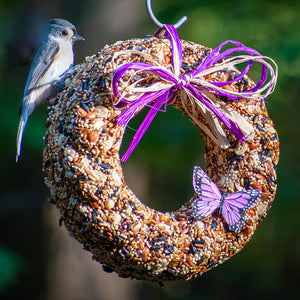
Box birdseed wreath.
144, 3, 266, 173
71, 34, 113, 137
43, 25, 279, 282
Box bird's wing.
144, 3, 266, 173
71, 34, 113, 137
23, 40, 59, 96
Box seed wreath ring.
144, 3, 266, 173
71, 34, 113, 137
43, 36, 279, 283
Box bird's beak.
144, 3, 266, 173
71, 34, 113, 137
73, 34, 85, 42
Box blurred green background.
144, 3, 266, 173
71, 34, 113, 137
0, 0, 299, 299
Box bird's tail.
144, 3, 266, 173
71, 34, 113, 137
16, 108, 29, 162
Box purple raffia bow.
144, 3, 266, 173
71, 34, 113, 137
112, 25, 277, 162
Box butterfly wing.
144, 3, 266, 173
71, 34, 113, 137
222, 189, 262, 232
221, 202, 245, 232
192, 166, 222, 220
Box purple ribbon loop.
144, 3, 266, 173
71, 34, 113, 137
112, 25, 277, 162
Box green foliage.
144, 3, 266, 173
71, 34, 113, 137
0, 247, 25, 293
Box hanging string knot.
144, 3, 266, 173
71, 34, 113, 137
173, 74, 191, 91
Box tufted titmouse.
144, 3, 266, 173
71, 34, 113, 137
16, 18, 84, 162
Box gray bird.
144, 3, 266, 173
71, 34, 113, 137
16, 18, 84, 162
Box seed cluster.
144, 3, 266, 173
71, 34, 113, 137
43, 36, 279, 283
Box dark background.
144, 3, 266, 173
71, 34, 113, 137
0, 0, 299, 299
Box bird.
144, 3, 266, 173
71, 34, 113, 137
16, 18, 84, 162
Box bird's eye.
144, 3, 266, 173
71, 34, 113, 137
62, 30, 68, 36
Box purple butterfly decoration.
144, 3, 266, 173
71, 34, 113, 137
192, 166, 262, 233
